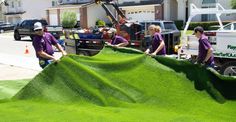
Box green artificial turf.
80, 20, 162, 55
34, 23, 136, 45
0, 46, 236, 121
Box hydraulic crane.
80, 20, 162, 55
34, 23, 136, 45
95, 0, 126, 25
95, 0, 143, 42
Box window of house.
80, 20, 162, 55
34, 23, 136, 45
201, 5, 216, 21
11, 1, 14, 8
52, 1, 56, 6
18, 1, 21, 7
202, 0, 216, 4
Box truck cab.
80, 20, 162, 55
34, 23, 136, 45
14, 19, 63, 41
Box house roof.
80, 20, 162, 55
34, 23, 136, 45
59, 2, 91, 6
4, 11, 26, 15
47, 4, 84, 10
118, 0, 163, 7
80, 2, 96, 8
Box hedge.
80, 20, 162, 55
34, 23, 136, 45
188, 21, 232, 30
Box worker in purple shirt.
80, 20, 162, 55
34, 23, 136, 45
193, 26, 214, 67
105, 28, 129, 48
145, 25, 166, 56
32, 22, 67, 68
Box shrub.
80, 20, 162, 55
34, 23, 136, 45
231, 0, 236, 9
174, 20, 184, 30
188, 21, 232, 30
61, 11, 77, 28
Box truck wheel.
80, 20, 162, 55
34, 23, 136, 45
77, 51, 90, 56
14, 31, 21, 40
220, 61, 236, 76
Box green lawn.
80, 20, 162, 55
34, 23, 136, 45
0, 47, 235, 121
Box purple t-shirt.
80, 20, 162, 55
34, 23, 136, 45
32, 32, 57, 59
111, 35, 128, 45
198, 34, 214, 64
151, 32, 166, 55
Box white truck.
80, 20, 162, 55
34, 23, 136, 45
178, 3, 236, 76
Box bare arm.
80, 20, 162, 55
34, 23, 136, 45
203, 48, 213, 63
115, 42, 129, 47
152, 40, 165, 55
37, 51, 57, 61
55, 43, 67, 56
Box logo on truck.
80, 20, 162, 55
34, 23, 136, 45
227, 45, 236, 50
214, 52, 236, 58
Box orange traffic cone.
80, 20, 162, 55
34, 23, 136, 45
24, 45, 29, 54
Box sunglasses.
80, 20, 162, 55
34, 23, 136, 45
35, 29, 42, 32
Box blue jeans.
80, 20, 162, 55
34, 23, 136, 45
57, 39, 65, 50
39, 59, 53, 69
205, 62, 215, 69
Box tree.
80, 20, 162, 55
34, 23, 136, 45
61, 11, 77, 28
231, 0, 236, 9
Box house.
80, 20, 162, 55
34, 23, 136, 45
47, 0, 91, 25
57, 0, 91, 5
118, 0, 164, 22
47, 0, 115, 27
0, 0, 9, 21
79, 0, 163, 28
47, 0, 236, 28
2, 0, 54, 24
119, 0, 236, 22
164, 0, 236, 22
79, 2, 116, 28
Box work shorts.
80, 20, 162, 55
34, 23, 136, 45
39, 59, 53, 69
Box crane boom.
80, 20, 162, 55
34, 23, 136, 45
95, 0, 126, 25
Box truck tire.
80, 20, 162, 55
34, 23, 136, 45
14, 31, 21, 40
77, 51, 90, 56
220, 61, 236, 76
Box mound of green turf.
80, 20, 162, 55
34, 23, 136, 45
0, 46, 236, 121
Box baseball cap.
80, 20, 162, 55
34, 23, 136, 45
107, 28, 117, 34
193, 26, 204, 35
34, 22, 43, 31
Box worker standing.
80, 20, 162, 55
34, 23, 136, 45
145, 25, 166, 56
193, 26, 214, 67
32, 22, 67, 68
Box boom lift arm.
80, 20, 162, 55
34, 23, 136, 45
95, 0, 126, 25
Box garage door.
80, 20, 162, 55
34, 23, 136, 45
126, 9, 155, 22
49, 14, 58, 25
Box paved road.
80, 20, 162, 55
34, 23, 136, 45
0, 32, 41, 80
